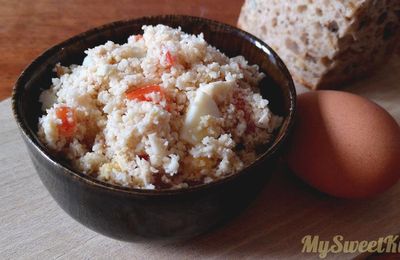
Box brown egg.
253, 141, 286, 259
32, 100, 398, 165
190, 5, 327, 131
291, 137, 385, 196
287, 90, 400, 198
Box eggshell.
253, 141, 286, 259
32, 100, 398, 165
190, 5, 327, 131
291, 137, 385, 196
287, 90, 400, 198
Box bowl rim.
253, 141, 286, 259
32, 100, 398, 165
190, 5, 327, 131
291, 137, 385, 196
12, 14, 296, 196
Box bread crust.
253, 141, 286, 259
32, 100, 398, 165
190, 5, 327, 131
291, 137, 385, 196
238, 0, 400, 90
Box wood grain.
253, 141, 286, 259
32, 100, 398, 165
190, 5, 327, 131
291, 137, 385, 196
0, 0, 243, 100
2, 1, 400, 258
1, 57, 400, 260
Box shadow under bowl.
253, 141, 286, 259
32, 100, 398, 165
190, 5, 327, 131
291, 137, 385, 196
12, 15, 296, 242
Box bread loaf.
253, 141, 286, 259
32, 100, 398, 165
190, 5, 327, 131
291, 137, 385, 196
238, 0, 400, 89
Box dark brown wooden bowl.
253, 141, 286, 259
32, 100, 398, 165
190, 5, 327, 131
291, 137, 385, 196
12, 15, 296, 242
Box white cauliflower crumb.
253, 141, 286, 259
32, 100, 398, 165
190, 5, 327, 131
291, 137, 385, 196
37, 24, 281, 189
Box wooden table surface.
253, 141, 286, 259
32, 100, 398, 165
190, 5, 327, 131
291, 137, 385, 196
0, 0, 243, 101
2, 1, 400, 259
